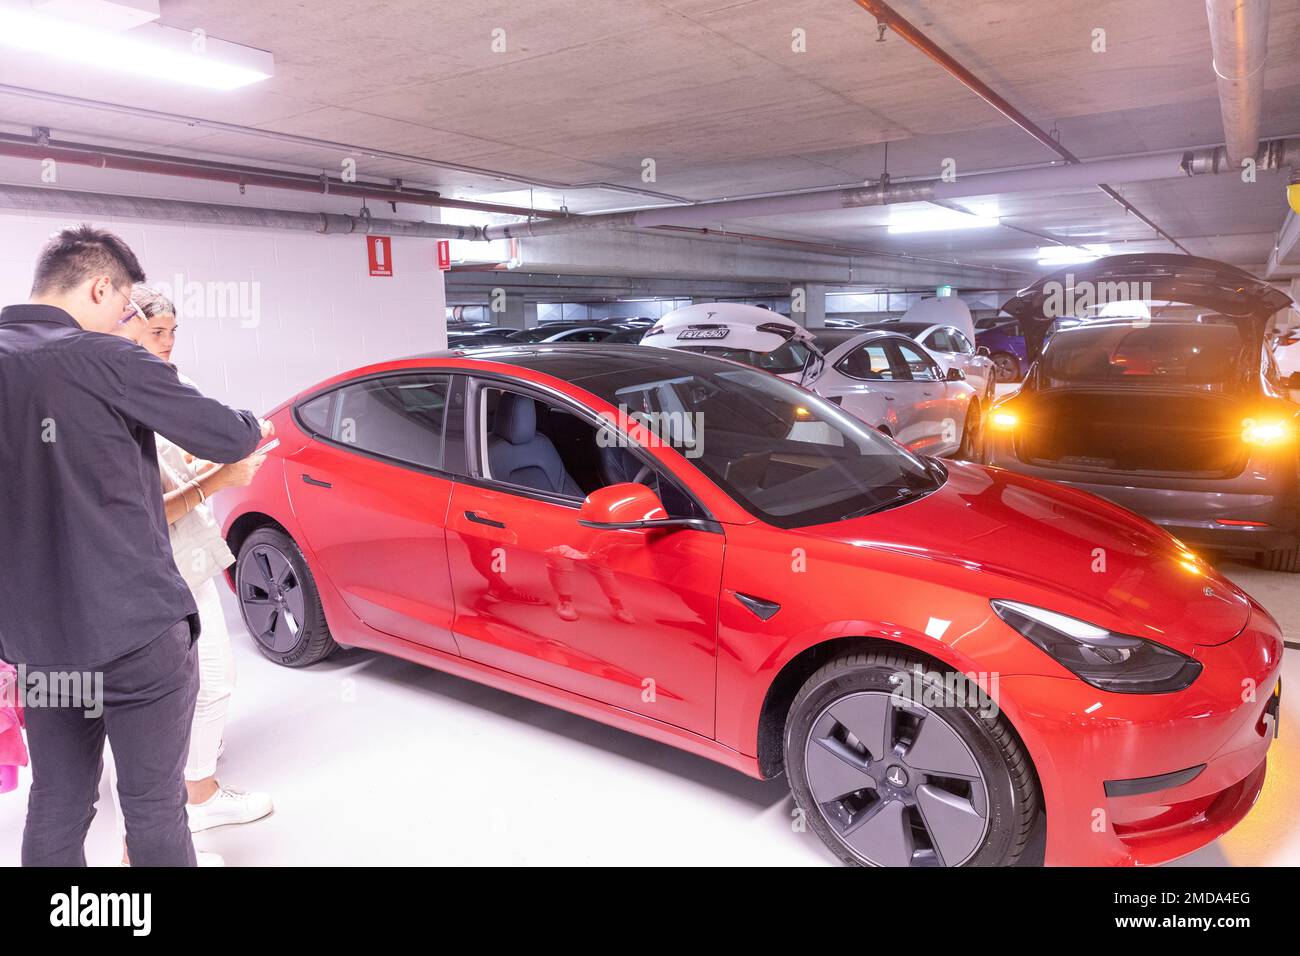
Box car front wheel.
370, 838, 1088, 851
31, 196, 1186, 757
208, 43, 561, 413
235, 527, 339, 667
785, 649, 1038, 866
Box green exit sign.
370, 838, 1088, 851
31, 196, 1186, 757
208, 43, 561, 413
936, 284, 954, 298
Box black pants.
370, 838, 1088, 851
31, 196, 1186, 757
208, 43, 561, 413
21, 619, 199, 867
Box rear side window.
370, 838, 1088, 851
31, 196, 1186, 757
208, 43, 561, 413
299, 373, 453, 471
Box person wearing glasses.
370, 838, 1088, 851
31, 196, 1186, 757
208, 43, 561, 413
0, 225, 268, 867
105, 287, 274, 862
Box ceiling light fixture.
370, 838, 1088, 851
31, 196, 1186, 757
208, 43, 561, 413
1037, 243, 1111, 267
0, 4, 273, 90
887, 204, 1000, 234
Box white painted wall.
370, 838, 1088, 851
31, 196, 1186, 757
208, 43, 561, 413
0, 157, 447, 414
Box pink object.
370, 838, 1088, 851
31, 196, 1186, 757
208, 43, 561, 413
0, 661, 27, 793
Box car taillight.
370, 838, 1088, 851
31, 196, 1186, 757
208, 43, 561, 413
1241, 418, 1292, 446
990, 410, 1018, 430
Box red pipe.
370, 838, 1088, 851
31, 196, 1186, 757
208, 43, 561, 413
0, 135, 563, 219
852, 0, 1189, 254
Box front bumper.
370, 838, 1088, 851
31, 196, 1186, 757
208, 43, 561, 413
998, 602, 1283, 866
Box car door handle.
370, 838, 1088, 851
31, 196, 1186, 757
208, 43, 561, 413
883, 395, 895, 401
464, 511, 506, 529
301, 474, 332, 489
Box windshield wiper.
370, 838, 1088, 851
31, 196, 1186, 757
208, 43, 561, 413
838, 487, 918, 521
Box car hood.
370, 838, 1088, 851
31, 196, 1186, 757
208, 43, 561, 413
1002, 254, 1292, 331
802, 461, 1251, 649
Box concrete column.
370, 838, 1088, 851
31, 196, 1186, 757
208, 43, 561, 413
524, 301, 539, 329
791, 281, 826, 328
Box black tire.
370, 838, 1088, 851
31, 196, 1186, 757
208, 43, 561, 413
235, 527, 339, 667
785, 649, 1038, 867
957, 401, 982, 462
1257, 547, 1300, 573
991, 352, 1020, 383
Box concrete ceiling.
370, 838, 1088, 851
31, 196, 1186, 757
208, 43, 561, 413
0, 0, 1298, 281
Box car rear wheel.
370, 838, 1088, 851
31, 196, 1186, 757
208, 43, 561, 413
236, 527, 339, 667
991, 352, 1020, 383
785, 649, 1038, 867
956, 402, 982, 462
1257, 546, 1300, 573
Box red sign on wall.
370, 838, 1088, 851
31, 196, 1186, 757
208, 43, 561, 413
436, 240, 451, 271
367, 236, 393, 277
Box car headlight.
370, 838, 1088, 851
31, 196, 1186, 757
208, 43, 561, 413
990, 600, 1202, 694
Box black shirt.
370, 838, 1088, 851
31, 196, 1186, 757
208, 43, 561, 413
0, 304, 261, 667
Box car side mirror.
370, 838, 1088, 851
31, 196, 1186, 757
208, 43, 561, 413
945, 367, 967, 382
578, 482, 706, 531
976, 345, 991, 356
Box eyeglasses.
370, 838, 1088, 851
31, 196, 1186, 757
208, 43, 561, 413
113, 286, 144, 327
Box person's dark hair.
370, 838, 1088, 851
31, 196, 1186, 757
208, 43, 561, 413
30, 224, 146, 297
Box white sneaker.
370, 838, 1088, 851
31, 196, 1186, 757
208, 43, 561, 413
197, 851, 226, 867
186, 783, 273, 833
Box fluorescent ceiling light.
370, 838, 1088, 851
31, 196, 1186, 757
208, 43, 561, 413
0, 7, 273, 90
887, 204, 1000, 234
1037, 243, 1111, 267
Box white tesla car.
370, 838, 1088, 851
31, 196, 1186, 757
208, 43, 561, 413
867, 320, 997, 401
804, 328, 982, 457
641, 305, 981, 458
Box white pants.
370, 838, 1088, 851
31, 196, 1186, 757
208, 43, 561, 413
109, 576, 235, 834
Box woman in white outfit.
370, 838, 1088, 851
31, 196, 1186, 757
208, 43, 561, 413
110, 287, 274, 858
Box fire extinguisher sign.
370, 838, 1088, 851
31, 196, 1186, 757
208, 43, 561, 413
437, 240, 451, 271
367, 236, 393, 277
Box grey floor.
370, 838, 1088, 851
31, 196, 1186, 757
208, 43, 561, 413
1, 554, 1296, 867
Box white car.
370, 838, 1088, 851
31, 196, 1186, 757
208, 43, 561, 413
1272, 328, 1300, 386
867, 320, 997, 401
640, 306, 982, 457
803, 328, 982, 458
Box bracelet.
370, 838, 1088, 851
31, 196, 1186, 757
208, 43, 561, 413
191, 478, 206, 506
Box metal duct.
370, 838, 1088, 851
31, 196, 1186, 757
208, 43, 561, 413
1206, 0, 1271, 167
483, 142, 1296, 241
0, 184, 485, 240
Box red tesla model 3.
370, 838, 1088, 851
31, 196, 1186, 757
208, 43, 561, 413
217, 344, 1283, 866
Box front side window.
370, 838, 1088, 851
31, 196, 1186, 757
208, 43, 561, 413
299, 373, 452, 470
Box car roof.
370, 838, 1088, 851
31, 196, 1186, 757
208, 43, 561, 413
409, 342, 735, 385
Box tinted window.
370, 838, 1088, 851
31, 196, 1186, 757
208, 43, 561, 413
305, 374, 452, 470
1041, 323, 1247, 389
895, 341, 940, 381
837, 343, 895, 380
677, 340, 810, 375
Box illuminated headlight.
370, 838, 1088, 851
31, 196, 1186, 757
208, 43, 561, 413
991, 600, 1202, 694
990, 410, 1018, 429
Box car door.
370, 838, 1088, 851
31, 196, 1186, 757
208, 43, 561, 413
892, 339, 959, 453
444, 378, 723, 736
288, 372, 463, 655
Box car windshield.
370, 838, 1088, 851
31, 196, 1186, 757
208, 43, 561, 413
573, 359, 939, 527
674, 340, 811, 375
1041, 321, 1247, 389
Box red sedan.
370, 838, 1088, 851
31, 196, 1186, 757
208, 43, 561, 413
217, 344, 1283, 866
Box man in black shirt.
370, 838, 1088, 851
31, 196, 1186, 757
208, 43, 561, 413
0, 225, 265, 866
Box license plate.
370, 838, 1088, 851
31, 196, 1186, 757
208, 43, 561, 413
677, 327, 729, 340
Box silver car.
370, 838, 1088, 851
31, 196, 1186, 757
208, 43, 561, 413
866, 320, 997, 402
985, 253, 1300, 572
801, 328, 982, 458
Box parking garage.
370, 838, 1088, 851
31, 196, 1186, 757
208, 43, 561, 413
0, 0, 1298, 880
